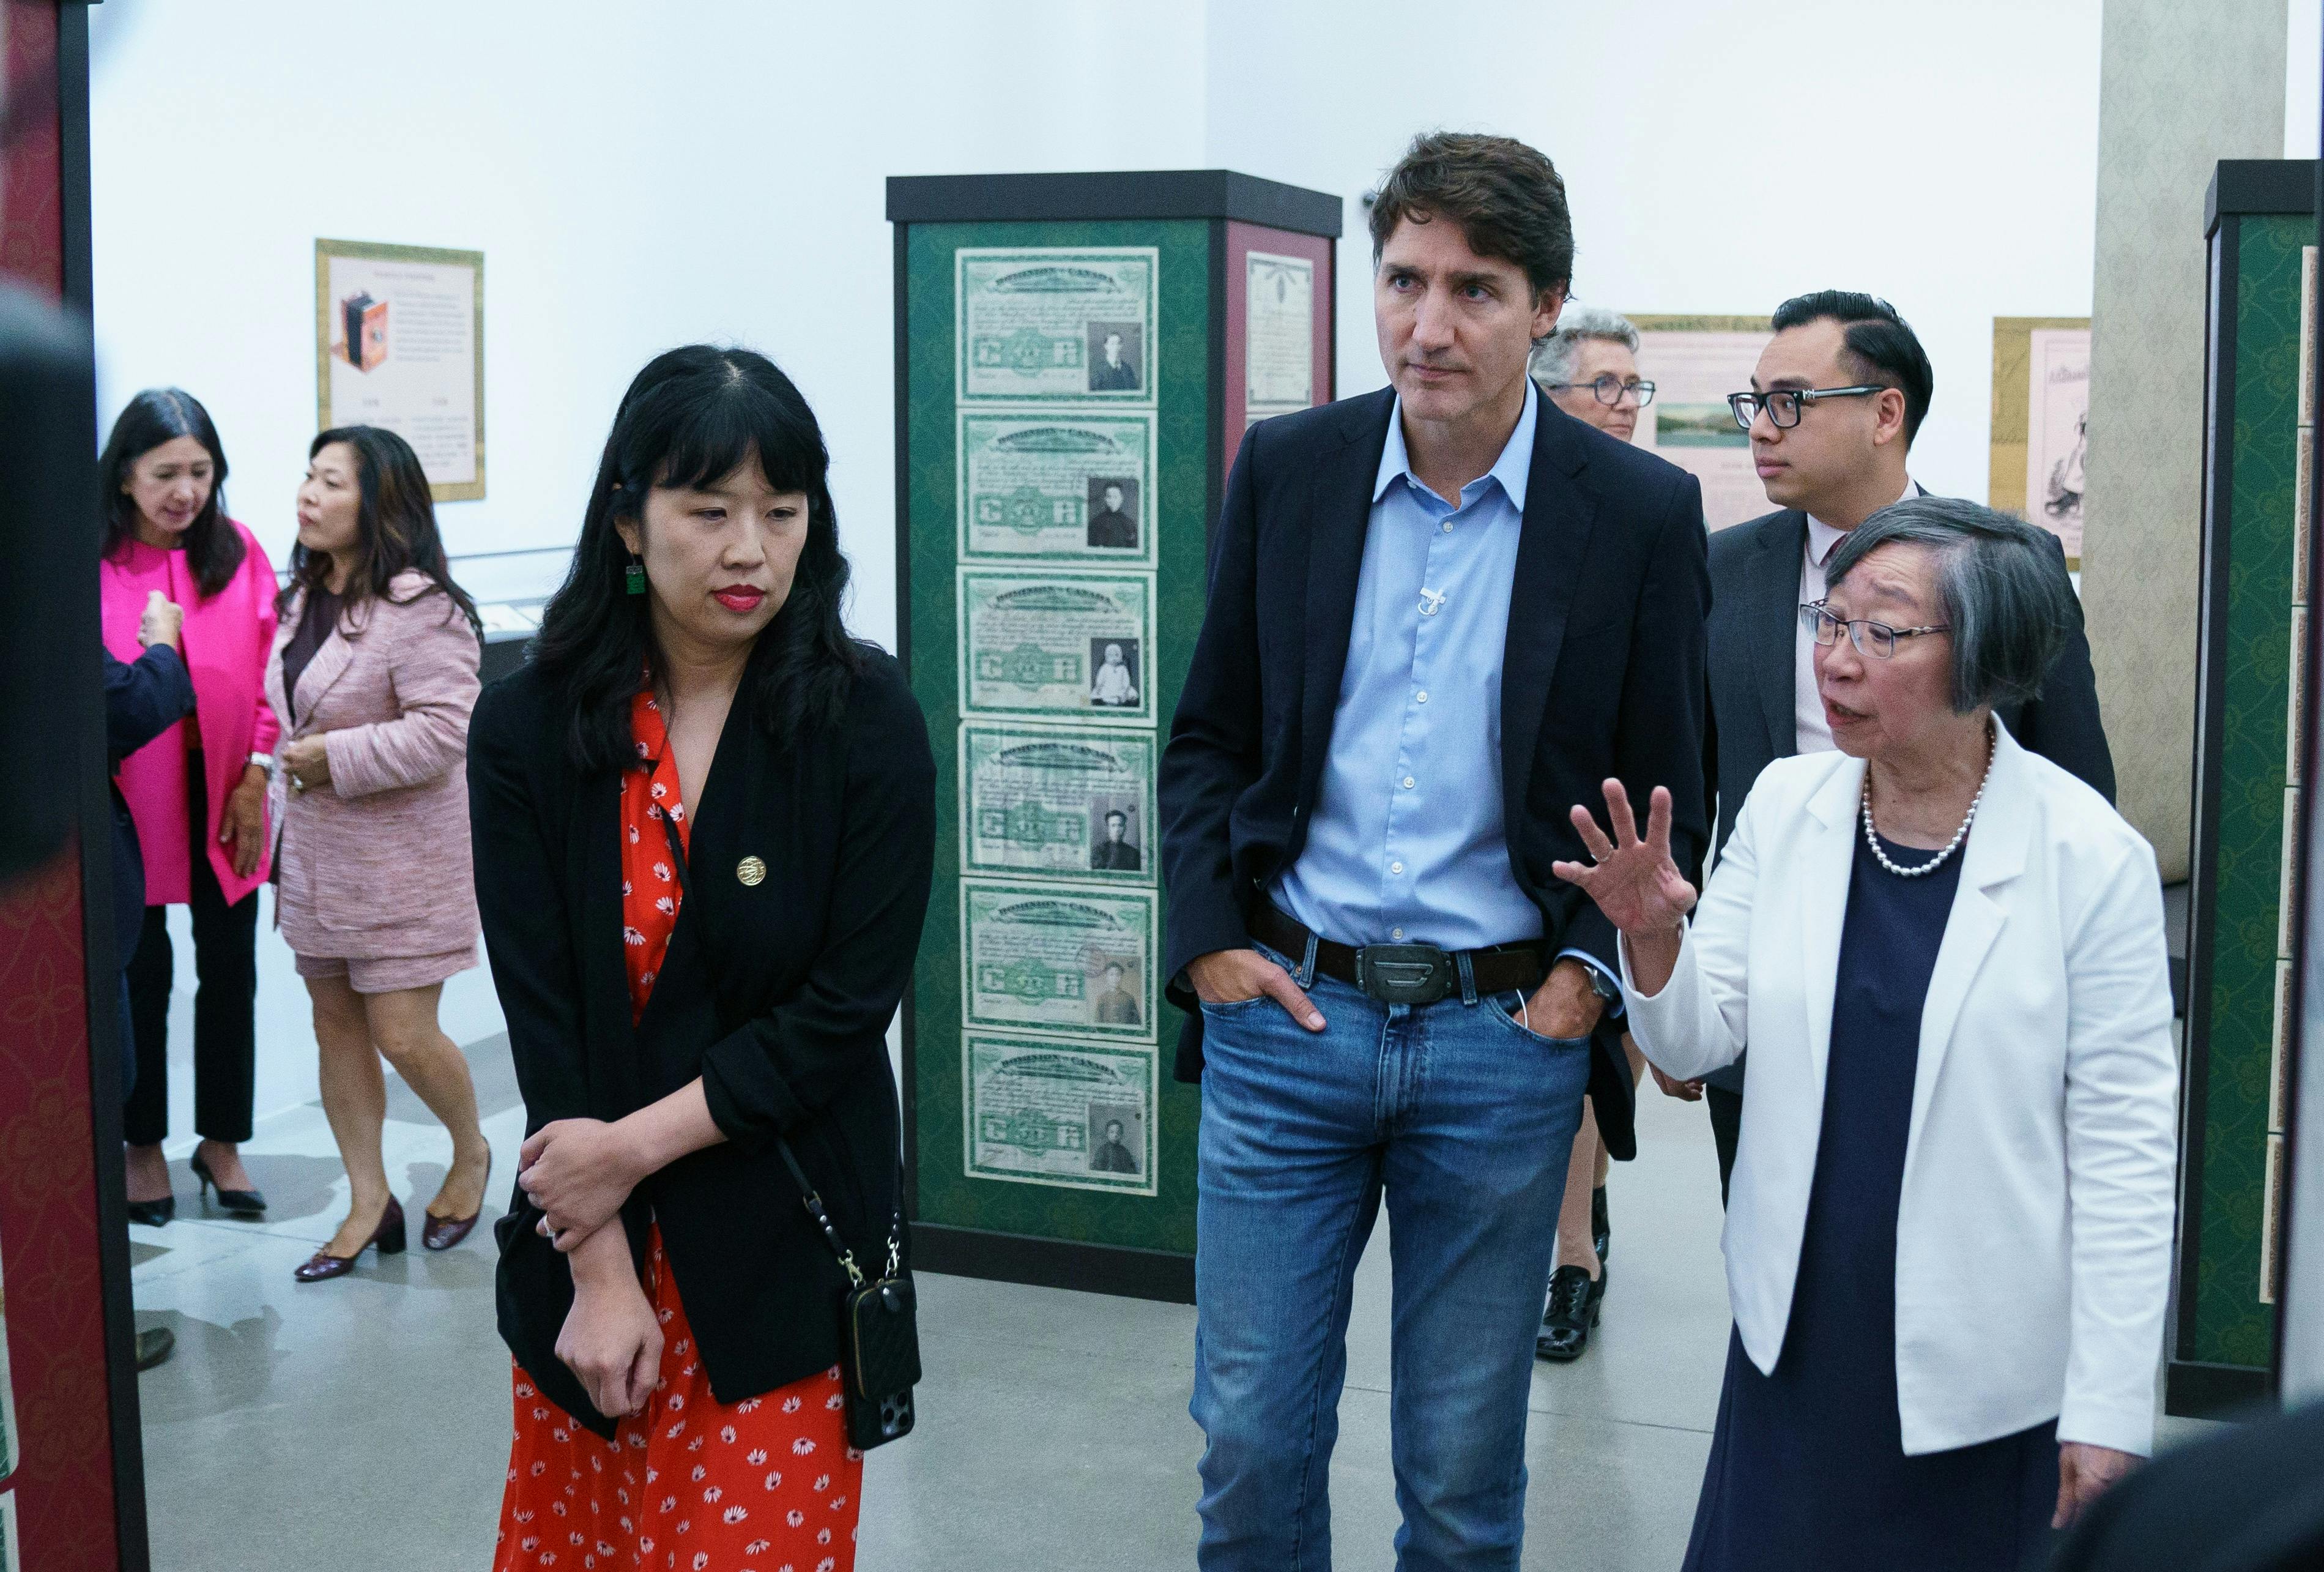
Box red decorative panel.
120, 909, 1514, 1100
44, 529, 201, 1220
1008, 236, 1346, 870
0, 0, 64, 299
0, 844, 119, 1571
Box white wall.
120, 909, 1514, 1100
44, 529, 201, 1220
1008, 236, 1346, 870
2290, 0, 2321, 158
1205, 0, 2105, 504
92, 2, 2122, 639
88, 0, 1212, 652
89, 0, 1211, 1125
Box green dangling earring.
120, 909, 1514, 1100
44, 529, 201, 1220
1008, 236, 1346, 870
624, 551, 646, 596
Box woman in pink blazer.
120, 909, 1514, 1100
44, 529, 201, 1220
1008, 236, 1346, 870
268, 426, 494, 1281
99, 390, 278, 1226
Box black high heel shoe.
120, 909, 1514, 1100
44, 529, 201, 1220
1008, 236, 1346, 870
190, 1150, 268, 1216
1592, 1184, 1611, 1265
294, 1198, 406, 1283
1535, 1263, 1608, 1363
125, 1194, 175, 1227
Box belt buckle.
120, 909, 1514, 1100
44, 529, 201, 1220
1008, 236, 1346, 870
1355, 943, 1454, 1005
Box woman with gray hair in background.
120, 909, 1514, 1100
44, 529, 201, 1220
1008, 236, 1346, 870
1559, 497, 2176, 1567
1531, 304, 1653, 443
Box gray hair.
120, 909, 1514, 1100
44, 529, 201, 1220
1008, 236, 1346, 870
1822, 496, 2073, 714
1529, 305, 1641, 385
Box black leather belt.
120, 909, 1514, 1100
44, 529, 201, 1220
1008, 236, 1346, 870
1250, 904, 1546, 1007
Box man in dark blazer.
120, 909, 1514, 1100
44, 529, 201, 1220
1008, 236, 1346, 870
1160, 132, 1709, 1569
105, 594, 196, 1374
1699, 290, 2115, 1198
1089, 808, 1142, 870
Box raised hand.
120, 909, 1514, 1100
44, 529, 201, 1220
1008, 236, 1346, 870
1550, 778, 1698, 939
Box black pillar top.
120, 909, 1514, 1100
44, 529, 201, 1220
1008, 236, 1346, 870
2207, 158, 2319, 233
886, 169, 1343, 238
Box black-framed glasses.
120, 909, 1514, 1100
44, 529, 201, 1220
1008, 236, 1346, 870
1729, 385, 1885, 430
1543, 373, 1655, 408
1800, 600, 1950, 658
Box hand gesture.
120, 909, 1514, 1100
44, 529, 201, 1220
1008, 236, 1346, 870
1551, 779, 1698, 939
139, 590, 185, 650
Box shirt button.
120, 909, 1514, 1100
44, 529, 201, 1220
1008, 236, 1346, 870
1401, 776, 1416, 789
1391, 927, 1406, 940
1415, 690, 1429, 704
1441, 521, 1453, 533
1390, 860, 1405, 876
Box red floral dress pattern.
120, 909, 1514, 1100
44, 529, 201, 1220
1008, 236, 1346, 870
493, 689, 863, 1572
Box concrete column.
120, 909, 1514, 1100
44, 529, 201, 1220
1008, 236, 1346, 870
2082, 0, 2287, 882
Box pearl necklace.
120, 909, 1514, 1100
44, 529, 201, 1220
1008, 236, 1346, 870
1860, 728, 1995, 878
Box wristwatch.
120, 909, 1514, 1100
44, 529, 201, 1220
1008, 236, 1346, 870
1585, 965, 1622, 1010
247, 751, 275, 780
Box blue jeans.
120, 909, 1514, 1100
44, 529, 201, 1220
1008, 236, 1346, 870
1190, 942, 1592, 1571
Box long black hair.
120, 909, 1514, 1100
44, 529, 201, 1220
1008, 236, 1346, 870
98, 388, 244, 597
530, 345, 863, 772
278, 425, 481, 636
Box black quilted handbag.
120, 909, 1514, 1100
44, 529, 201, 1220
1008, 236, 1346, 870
774, 1141, 920, 1451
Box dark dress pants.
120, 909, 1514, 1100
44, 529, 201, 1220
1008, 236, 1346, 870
122, 761, 256, 1146
1706, 1084, 1742, 1207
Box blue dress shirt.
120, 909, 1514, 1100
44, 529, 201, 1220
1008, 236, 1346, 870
1271, 382, 1614, 999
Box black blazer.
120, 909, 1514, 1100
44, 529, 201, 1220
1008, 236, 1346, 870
102, 644, 195, 963
1160, 388, 1712, 1158
1706, 503, 2115, 857
469, 644, 935, 1439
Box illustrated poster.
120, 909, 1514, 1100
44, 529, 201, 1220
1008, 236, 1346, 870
959, 725, 1156, 884
2023, 326, 2090, 564
316, 239, 485, 500
963, 1035, 1157, 1196
957, 247, 1157, 403
957, 411, 1156, 564
1244, 251, 1315, 422
1631, 318, 1774, 531
960, 881, 1157, 1040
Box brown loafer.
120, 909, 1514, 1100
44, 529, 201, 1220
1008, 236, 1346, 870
294, 1197, 406, 1282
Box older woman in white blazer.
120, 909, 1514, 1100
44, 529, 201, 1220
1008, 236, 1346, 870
1558, 497, 2176, 1571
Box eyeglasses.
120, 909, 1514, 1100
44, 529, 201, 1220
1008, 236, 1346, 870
1800, 600, 1950, 658
1543, 374, 1655, 408
1728, 386, 1885, 431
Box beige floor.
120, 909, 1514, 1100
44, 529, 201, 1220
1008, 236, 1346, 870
128, 1024, 2213, 1570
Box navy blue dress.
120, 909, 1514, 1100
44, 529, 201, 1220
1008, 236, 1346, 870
1682, 829, 2059, 1572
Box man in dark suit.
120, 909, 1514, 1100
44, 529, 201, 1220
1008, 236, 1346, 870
105, 591, 196, 1374
1160, 130, 1709, 1569
1090, 1118, 1140, 1174
1087, 482, 1138, 549
1088, 330, 1140, 392
1090, 808, 1142, 871
1091, 961, 1141, 1025
1699, 290, 2115, 1198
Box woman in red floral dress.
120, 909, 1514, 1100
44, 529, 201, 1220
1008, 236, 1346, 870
471, 347, 935, 1571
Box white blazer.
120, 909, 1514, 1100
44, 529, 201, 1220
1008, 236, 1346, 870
1620, 721, 2177, 1457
